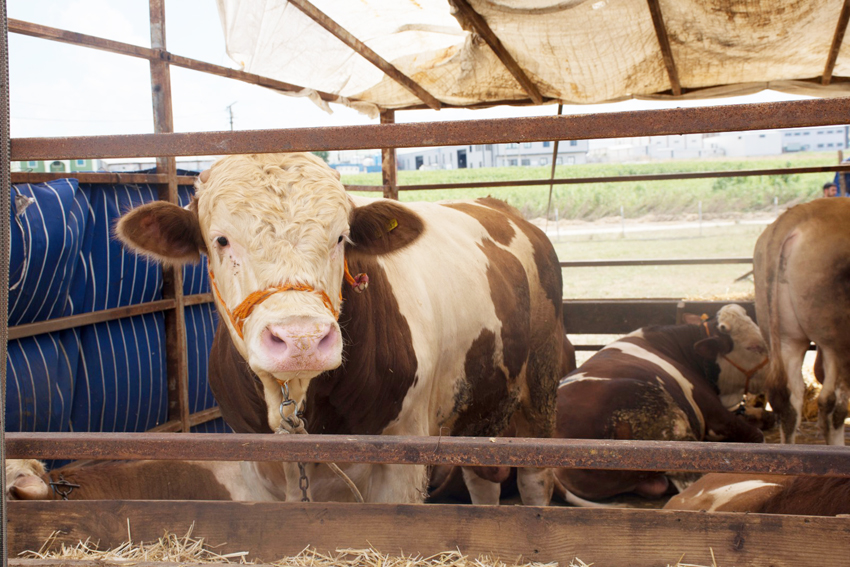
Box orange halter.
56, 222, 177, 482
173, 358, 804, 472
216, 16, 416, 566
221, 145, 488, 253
702, 320, 768, 396
208, 258, 367, 340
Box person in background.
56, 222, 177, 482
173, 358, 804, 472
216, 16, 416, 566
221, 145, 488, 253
823, 182, 838, 198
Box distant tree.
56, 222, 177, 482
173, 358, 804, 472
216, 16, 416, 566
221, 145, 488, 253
312, 151, 330, 163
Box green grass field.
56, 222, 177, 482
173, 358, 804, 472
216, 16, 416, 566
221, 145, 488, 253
343, 152, 837, 220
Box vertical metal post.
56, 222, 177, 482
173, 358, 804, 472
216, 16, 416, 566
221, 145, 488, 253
544, 104, 564, 234
839, 150, 847, 197
381, 109, 398, 200
150, 0, 190, 432
1, 2, 11, 564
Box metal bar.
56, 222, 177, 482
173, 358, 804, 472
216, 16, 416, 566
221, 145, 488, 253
560, 257, 752, 267
6, 432, 850, 476
13, 98, 850, 159
1, 2, 11, 566
393, 163, 850, 190
149, 0, 190, 434
287, 0, 441, 110
646, 0, 682, 95
183, 292, 213, 306
8, 300, 176, 341
7, 19, 339, 103
452, 0, 543, 104
380, 110, 398, 200
823, 0, 850, 85
146, 407, 222, 433
343, 184, 385, 192
11, 172, 195, 185
544, 104, 563, 232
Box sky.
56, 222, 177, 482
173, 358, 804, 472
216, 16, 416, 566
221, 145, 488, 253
7, 0, 810, 155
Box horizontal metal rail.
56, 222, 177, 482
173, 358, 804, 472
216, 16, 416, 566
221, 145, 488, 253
11, 172, 196, 185
6, 432, 850, 477
384, 164, 850, 191
11, 98, 850, 159
560, 257, 752, 267
7, 19, 339, 103
8, 293, 213, 340
147, 406, 223, 432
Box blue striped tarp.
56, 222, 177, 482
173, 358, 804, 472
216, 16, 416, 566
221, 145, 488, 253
5, 176, 227, 435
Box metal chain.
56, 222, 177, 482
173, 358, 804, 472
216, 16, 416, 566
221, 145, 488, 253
297, 462, 310, 502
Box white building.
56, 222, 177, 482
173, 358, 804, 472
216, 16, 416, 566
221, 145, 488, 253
397, 141, 589, 171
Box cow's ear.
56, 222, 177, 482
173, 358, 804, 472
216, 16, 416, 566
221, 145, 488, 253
693, 336, 732, 360
115, 201, 207, 265
348, 200, 424, 255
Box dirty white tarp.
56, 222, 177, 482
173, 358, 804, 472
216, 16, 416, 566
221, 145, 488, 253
216, 0, 850, 116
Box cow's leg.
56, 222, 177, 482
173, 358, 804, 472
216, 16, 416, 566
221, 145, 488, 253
461, 468, 501, 505
817, 346, 849, 445
513, 411, 555, 506
769, 338, 808, 444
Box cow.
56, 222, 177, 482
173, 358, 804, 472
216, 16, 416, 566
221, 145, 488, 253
754, 198, 850, 445
116, 152, 569, 505
4, 458, 283, 501
664, 472, 850, 516
553, 304, 770, 503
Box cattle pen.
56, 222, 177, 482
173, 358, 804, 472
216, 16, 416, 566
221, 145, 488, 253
3, 2, 850, 566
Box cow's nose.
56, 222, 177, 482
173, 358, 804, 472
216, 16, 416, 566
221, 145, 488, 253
260, 322, 340, 371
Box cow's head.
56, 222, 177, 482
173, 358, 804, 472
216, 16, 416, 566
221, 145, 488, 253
694, 304, 769, 406
116, 153, 423, 427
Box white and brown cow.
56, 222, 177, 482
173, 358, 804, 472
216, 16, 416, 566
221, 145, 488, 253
116, 152, 570, 505
664, 472, 850, 516
754, 198, 850, 445
5, 459, 49, 500
553, 305, 770, 502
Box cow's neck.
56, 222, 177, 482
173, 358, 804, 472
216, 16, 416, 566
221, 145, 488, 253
643, 325, 721, 393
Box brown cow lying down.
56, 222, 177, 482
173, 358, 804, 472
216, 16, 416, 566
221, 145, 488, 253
116, 153, 570, 505
4, 459, 281, 501
754, 198, 850, 445
554, 305, 770, 503
664, 472, 850, 516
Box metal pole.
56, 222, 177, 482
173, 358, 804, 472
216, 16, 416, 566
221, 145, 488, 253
149, 0, 190, 432
1, 1, 11, 564
839, 150, 847, 197
381, 109, 398, 200
544, 104, 563, 234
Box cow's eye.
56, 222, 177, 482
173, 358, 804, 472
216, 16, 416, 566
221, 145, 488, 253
337, 235, 344, 244
216, 236, 229, 247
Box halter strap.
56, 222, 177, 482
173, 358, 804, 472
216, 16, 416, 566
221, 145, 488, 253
702, 321, 767, 395
208, 257, 367, 340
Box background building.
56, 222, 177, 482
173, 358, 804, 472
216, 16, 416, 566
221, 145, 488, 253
397, 141, 590, 171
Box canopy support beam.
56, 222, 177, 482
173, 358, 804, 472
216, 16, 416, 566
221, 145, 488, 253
451, 0, 544, 104
823, 0, 850, 85
287, 0, 442, 110
646, 0, 682, 96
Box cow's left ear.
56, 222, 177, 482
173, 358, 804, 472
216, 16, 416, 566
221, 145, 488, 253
115, 201, 208, 265
349, 200, 424, 255
693, 336, 733, 360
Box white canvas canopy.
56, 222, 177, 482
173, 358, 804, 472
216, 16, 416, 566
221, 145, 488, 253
216, 0, 850, 117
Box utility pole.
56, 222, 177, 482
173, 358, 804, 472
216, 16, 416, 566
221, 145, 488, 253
226, 101, 237, 131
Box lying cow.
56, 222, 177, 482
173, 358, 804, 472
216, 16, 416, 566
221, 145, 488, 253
117, 152, 569, 505
664, 472, 850, 516
4, 459, 279, 501
554, 305, 770, 502
754, 198, 850, 445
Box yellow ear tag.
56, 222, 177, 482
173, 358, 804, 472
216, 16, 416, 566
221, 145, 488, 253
700, 313, 709, 322
386, 218, 398, 232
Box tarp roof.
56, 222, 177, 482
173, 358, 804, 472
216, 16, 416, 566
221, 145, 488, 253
217, 0, 850, 118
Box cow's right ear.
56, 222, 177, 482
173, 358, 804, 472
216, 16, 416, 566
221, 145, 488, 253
115, 201, 207, 266
348, 200, 424, 256
693, 336, 733, 360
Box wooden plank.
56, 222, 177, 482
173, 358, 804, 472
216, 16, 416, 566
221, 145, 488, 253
10, 172, 197, 185
563, 299, 755, 334
452, 0, 543, 104
7, 432, 850, 476
380, 110, 398, 200
287, 0, 441, 110
7, 501, 850, 566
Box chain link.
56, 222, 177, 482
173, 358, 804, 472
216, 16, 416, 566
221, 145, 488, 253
298, 462, 310, 502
